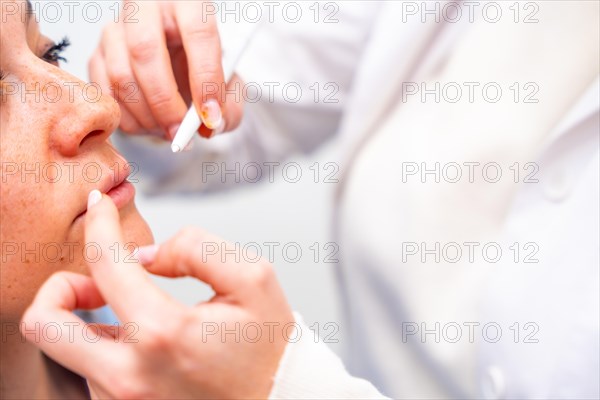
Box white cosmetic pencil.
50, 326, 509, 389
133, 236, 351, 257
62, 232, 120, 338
171, 24, 261, 153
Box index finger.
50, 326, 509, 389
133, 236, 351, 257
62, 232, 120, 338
174, 2, 225, 117
84, 191, 176, 322
143, 227, 263, 296
123, 0, 187, 133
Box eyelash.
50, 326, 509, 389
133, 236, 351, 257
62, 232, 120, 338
43, 36, 71, 63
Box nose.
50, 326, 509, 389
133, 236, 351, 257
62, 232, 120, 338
40, 65, 121, 157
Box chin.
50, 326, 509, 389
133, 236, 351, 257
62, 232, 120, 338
70, 202, 153, 277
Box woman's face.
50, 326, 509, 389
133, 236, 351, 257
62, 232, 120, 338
0, 0, 153, 321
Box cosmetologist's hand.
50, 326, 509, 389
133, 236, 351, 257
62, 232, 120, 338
89, 0, 244, 139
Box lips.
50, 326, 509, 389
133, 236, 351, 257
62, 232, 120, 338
106, 179, 136, 209
73, 160, 136, 223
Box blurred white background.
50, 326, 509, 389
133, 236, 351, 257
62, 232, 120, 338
39, 0, 342, 352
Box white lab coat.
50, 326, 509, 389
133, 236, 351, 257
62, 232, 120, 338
115, 1, 600, 398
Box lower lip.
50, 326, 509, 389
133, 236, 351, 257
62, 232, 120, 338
74, 181, 136, 223
106, 180, 136, 209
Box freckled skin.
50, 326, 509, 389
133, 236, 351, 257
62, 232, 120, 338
1, 1, 154, 397
0, 1, 153, 323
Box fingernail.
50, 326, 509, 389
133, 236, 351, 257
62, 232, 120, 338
135, 244, 159, 265
209, 118, 226, 138
87, 189, 102, 209
200, 99, 223, 130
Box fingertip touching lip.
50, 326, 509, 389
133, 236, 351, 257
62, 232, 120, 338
73, 160, 135, 222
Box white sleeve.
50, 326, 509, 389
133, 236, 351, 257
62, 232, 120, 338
114, 2, 382, 195
269, 313, 389, 400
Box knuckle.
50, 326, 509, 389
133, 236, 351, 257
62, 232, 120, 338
172, 312, 198, 344
192, 67, 222, 86
192, 71, 223, 102
46, 270, 72, 291
111, 377, 152, 400
145, 89, 174, 111
191, 68, 223, 103
246, 261, 275, 288
173, 227, 205, 261
107, 67, 134, 89
139, 321, 173, 352
182, 24, 217, 44
128, 37, 159, 64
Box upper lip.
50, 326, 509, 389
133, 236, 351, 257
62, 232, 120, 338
104, 161, 131, 194
73, 159, 131, 220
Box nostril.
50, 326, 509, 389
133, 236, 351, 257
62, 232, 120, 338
79, 129, 105, 148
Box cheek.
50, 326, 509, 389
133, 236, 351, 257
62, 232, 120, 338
1, 125, 55, 250
0, 125, 81, 320
0, 119, 69, 246
0, 189, 68, 321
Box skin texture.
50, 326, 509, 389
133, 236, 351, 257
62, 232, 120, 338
0, 0, 152, 397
